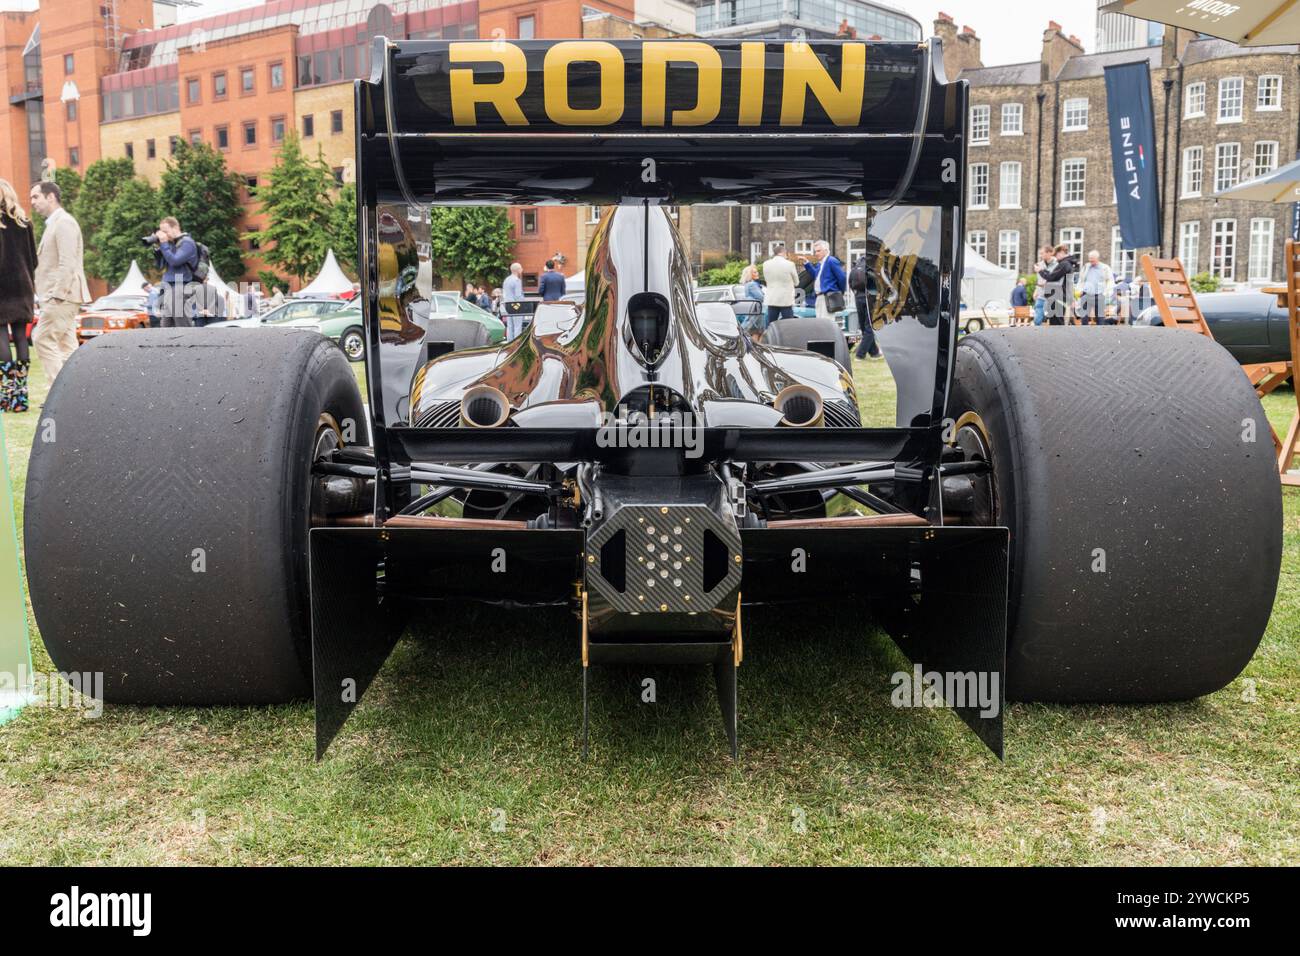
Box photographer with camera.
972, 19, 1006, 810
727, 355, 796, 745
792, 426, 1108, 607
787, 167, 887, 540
1037, 243, 1078, 327
146, 217, 206, 327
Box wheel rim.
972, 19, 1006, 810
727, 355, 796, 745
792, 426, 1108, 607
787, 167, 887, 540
309, 413, 343, 526
342, 332, 364, 360
945, 410, 996, 526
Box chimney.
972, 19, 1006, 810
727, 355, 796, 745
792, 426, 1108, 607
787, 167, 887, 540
1161, 25, 1192, 63
1041, 21, 1083, 81
933, 13, 963, 80
954, 25, 983, 74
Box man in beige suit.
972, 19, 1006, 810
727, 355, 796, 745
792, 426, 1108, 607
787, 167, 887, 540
29, 181, 89, 384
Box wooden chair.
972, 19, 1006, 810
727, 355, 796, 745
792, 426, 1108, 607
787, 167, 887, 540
1141, 254, 1293, 461
1277, 240, 1300, 486
1010, 306, 1032, 326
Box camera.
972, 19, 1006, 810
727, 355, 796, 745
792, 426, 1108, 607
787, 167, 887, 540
139, 234, 160, 247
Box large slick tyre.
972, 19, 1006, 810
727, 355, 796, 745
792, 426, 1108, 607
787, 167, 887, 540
25, 328, 365, 704
762, 316, 852, 372
950, 327, 1281, 702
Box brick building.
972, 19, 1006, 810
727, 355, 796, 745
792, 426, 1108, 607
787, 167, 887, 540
960, 22, 1300, 288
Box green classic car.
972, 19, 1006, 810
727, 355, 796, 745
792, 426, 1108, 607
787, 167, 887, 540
296, 295, 506, 363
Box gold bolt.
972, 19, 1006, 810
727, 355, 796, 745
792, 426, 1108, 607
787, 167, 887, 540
685, 555, 692, 562
638, 555, 645, 563
587, 554, 595, 564
660, 506, 669, 514
660, 603, 668, 612
684, 594, 691, 601
734, 554, 742, 564
638, 594, 645, 602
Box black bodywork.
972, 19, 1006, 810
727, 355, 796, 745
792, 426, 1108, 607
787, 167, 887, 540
311, 37, 1010, 759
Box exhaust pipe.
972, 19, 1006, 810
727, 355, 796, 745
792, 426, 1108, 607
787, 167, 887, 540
773, 384, 824, 427
460, 384, 511, 428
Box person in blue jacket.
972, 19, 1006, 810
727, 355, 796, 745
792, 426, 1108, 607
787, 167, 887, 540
152, 216, 198, 328
537, 259, 566, 301
797, 240, 846, 319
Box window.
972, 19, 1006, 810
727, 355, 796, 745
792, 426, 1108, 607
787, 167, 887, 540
1253, 141, 1278, 176
767, 205, 786, 221
1061, 158, 1086, 206
332, 167, 344, 185
125, 142, 134, 159
242, 121, 256, 147
215, 125, 229, 150
1181, 146, 1203, 197
188, 128, 201, 146
1211, 219, 1236, 280
186, 77, 200, 104
967, 230, 988, 257
969, 163, 989, 209
63, 54, 74, 75
330, 110, 343, 134
1179, 221, 1200, 274
213, 72, 227, 99
1184, 81, 1205, 118
1249, 218, 1274, 281
847, 204, 867, 220
269, 62, 284, 90
750, 242, 761, 263
146, 138, 155, 160
302, 114, 314, 138
1257, 74, 1281, 111
240, 67, 255, 95
169, 136, 179, 156
970, 104, 990, 144
1001, 103, 1023, 136
245, 175, 258, 196
1217, 77, 1243, 122
998, 230, 1019, 273
794, 239, 814, 255
522, 209, 537, 234
794, 205, 815, 221
750, 205, 762, 223
587, 206, 601, 224
1062, 98, 1088, 131
271, 116, 286, 143
1110, 227, 1136, 280
1059, 227, 1084, 259
999, 161, 1021, 208
68, 146, 79, 166
1215, 142, 1240, 193
65, 100, 76, 121
247, 236, 261, 252
517, 15, 535, 39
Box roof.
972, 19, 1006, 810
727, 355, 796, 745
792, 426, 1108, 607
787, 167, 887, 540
1181, 36, 1300, 65
958, 61, 1039, 87
1056, 44, 1161, 80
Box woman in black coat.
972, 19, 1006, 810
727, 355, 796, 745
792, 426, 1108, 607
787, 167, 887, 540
0, 178, 37, 412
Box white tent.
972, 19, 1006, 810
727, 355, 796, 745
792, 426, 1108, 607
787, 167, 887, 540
296, 249, 354, 298
204, 264, 246, 318
961, 245, 1017, 312
566, 270, 584, 293
108, 260, 148, 298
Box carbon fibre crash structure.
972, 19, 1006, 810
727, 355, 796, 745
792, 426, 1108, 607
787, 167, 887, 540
24, 37, 1282, 763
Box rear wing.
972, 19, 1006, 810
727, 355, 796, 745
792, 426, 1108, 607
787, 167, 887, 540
355, 37, 967, 207
353, 37, 970, 519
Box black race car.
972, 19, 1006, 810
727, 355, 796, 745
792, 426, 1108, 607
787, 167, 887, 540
25, 38, 1281, 760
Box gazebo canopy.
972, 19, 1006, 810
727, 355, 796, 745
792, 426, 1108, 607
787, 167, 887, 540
296, 250, 354, 298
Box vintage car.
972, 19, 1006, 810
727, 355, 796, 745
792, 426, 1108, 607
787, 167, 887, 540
1135, 291, 1294, 365
25, 38, 1281, 762
76, 293, 149, 343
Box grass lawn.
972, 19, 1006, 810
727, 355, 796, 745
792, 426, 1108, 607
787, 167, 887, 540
0, 341, 1297, 865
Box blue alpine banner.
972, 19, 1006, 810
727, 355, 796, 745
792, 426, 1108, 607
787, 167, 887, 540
1104, 60, 1161, 250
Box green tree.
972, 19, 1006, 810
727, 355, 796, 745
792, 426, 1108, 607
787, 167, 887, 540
1189, 271, 1222, 294
159, 140, 245, 280
89, 178, 163, 287
428, 207, 513, 286
33, 166, 83, 245
699, 258, 748, 286
74, 158, 136, 275
329, 182, 358, 277
245, 132, 336, 284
